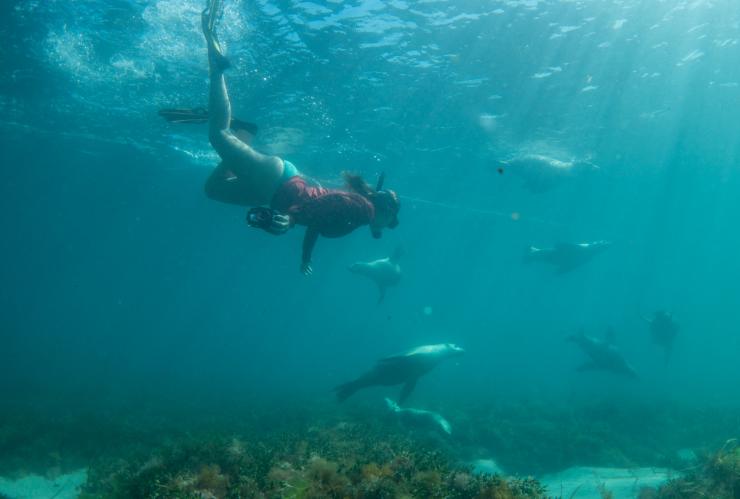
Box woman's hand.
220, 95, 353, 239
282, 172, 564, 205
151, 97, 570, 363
300, 261, 313, 276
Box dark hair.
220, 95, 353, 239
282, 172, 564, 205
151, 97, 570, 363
343, 172, 375, 197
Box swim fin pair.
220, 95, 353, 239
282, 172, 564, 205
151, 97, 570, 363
158, 107, 258, 135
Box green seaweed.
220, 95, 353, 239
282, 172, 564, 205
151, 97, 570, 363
3, 398, 739, 498
78, 416, 544, 498
656, 439, 739, 499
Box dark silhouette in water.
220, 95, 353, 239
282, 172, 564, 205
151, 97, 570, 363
567, 328, 638, 378
348, 246, 403, 303
335, 344, 464, 403
643, 311, 679, 362
524, 240, 612, 273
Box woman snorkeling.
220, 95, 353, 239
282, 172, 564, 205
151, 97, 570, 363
199, 0, 400, 275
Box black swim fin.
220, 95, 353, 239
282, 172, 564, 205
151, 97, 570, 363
158, 107, 210, 124
159, 107, 258, 135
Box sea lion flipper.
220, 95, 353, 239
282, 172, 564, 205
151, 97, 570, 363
399, 377, 418, 404
377, 285, 387, 304
334, 379, 366, 402
385, 398, 401, 412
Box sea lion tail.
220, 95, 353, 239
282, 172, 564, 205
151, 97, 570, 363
334, 380, 361, 402
377, 285, 387, 304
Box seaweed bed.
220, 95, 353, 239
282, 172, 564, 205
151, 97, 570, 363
79, 422, 542, 498
653, 439, 739, 499
0, 397, 737, 498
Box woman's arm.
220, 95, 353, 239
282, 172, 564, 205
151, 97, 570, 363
301, 227, 320, 275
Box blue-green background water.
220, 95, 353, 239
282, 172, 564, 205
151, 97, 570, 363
2, 0, 740, 483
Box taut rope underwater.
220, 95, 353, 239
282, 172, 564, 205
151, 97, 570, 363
293, 175, 562, 228
399, 194, 562, 228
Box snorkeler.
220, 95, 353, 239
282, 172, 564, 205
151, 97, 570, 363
199, 0, 400, 275
642, 310, 679, 362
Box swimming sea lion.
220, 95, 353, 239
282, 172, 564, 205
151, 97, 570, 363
335, 344, 465, 403
567, 328, 638, 378
524, 240, 612, 273
348, 246, 403, 303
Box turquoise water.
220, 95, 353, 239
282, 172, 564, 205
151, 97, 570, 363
2, 0, 740, 497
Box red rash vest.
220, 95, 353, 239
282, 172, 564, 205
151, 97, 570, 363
271, 176, 375, 237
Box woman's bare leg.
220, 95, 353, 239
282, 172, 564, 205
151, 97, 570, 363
203, 2, 233, 142
201, 2, 283, 203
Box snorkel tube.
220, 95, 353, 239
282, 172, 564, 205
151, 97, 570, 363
376, 171, 386, 191
370, 171, 400, 238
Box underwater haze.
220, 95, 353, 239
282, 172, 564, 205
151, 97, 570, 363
2, 0, 740, 497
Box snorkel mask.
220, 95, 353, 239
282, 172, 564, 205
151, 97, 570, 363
370, 172, 400, 238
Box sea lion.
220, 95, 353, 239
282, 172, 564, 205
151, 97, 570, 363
335, 344, 465, 403
498, 153, 599, 193
642, 310, 679, 362
348, 247, 403, 303
524, 240, 612, 273
567, 328, 638, 378
385, 398, 452, 435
